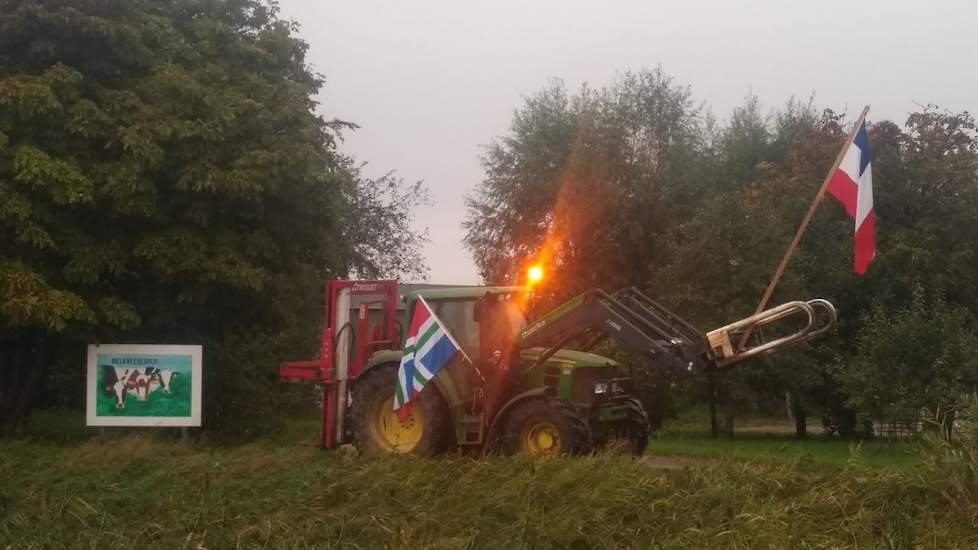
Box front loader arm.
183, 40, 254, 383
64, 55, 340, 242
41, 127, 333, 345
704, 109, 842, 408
518, 289, 707, 372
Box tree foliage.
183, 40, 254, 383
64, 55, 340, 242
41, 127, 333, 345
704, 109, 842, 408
0, 0, 426, 435
840, 288, 978, 416
465, 69, 712, 302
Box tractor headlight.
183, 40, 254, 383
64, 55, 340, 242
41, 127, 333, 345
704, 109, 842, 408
593, 382, 609, 394
612, 381, 623, 394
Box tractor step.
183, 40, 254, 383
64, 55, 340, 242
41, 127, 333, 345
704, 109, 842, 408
457, 414, 484, 445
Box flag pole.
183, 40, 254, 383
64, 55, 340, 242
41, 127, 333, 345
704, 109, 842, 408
738, 105, 870, 350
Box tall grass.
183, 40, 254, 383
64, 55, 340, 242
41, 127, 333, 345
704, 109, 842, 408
2, 435, 977, 548
910, 396, 978, 516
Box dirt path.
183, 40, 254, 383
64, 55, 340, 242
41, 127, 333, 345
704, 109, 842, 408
639, 454, 712, 469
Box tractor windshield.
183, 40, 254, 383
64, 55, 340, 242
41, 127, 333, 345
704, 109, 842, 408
427, 296, 526, 358
428, 300, 479, 356
500, 301, 527, 334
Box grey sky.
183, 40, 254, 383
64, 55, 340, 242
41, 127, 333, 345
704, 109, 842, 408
277, 0, 976, 284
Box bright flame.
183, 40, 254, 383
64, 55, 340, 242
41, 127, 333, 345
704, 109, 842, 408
527, 265, 544, 284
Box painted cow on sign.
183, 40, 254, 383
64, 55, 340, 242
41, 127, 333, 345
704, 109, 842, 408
100, 366, 178, 409
144, 367, 178, 394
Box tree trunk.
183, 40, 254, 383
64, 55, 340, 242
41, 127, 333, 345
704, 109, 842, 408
0, 338, 27, 436
790, 390, 807, 439
708, 366, 719, 439
724, 412, 735, 440
835, 406, 858, 438
0, 333, 48, 438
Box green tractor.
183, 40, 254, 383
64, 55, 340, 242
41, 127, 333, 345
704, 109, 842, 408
280, 279, 835, 456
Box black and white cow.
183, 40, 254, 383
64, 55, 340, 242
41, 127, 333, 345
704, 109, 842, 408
143, 367, 178, 394
100, 365, 178, 408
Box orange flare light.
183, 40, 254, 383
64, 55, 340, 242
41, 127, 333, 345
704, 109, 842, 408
527, 265, 544, 285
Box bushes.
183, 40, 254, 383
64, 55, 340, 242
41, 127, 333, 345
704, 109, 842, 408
838, 289, 978, 424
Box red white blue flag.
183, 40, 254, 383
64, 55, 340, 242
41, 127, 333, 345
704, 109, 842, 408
826, 119, 875, 274
394, 296, 465, 421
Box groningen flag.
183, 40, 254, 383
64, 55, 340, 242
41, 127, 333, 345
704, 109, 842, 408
394, 296, 464, 421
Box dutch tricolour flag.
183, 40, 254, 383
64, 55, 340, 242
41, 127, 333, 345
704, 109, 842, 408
826, 119, 876, 274
394, 296, 465, 421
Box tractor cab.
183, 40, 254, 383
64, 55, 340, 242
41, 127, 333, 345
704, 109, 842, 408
393, 287, 536, 445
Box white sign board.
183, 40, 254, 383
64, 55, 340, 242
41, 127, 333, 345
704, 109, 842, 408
86, 344, 202, 427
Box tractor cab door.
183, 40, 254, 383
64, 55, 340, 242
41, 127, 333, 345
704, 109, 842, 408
475, 293, 525, 420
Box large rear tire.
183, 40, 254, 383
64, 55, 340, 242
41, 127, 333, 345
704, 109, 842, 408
350, 364, 451, 455
502, 398, 590, 456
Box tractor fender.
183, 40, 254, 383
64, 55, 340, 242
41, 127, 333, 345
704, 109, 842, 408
484, 386, 555, 451
364, 349, 402, 371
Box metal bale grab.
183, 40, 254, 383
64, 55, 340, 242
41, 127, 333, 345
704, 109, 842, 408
706, 299, 837, 367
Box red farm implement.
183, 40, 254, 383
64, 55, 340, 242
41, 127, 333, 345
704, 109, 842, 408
279, 280, 399, 449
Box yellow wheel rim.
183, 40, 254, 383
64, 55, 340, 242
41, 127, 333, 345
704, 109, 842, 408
372, 395, 424, 453
523, 422, 561, 455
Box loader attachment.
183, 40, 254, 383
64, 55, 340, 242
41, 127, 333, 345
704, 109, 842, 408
705, 298, 836, 367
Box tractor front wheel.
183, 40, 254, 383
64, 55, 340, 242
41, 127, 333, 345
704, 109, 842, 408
350, 364, 451, 455
503, 398, 590, 456
607, 397, 651, 455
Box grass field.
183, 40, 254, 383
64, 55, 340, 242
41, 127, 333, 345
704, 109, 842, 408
3, 411, 977, 548
649, 432, 921, 470
24, 409, 921, 470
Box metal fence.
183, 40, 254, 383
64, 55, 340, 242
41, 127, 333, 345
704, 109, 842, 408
868, 407, 924, 439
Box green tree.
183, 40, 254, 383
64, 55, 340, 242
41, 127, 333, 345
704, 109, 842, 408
0, 0, 426, 435
839, 289, 978, 424
464, 68, 712, 300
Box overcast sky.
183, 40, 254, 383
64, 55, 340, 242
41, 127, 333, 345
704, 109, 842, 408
276, 0, 976, 284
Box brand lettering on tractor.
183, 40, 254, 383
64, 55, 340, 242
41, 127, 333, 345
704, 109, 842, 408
521, 319, 547, 339
606, 320, 622, 332
352, 283, 378, 292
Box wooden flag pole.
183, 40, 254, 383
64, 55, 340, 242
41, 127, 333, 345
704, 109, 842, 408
738, 105, 870, 350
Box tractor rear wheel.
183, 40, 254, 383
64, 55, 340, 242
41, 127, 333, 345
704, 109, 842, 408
350, 364, 451, 455
612, 397, 650, 455
503, 398, 590, 456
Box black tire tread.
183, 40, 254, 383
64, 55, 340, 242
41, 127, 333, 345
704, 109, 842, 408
555, 399, 591, 454
622, 397, 651, 455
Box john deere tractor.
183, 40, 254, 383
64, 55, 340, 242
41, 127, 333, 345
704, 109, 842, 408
280, 279, 835, 456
